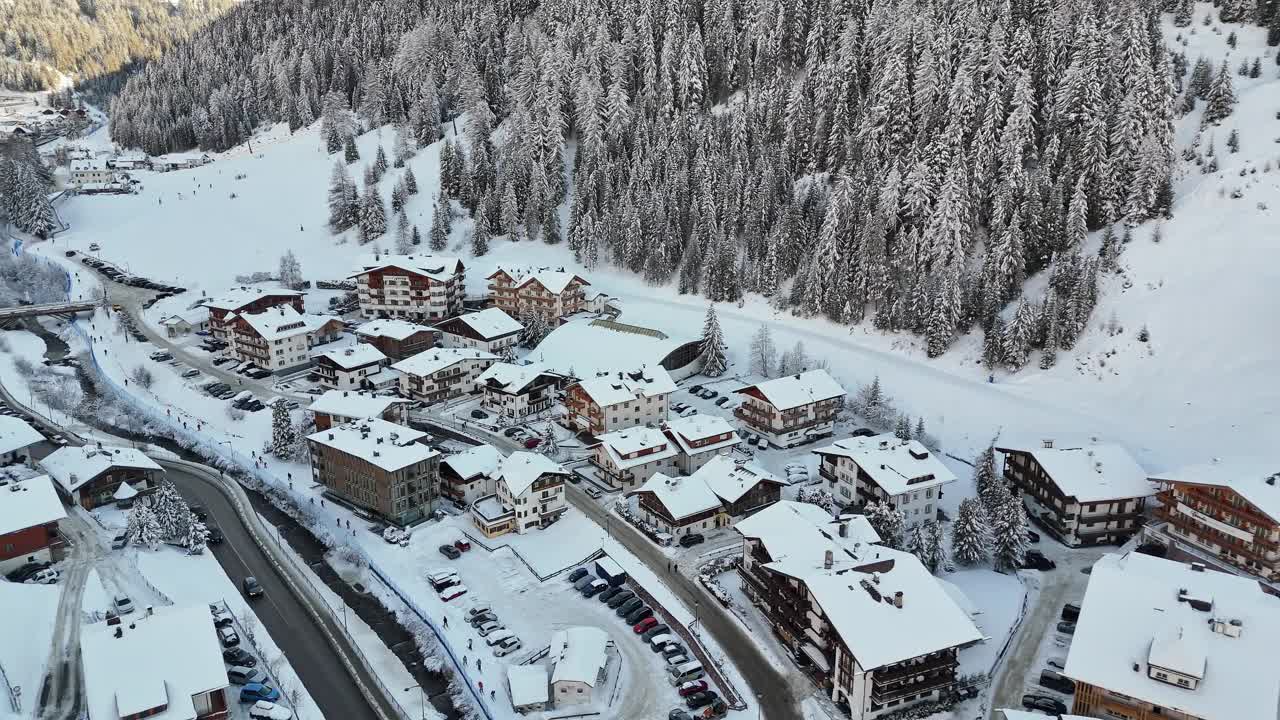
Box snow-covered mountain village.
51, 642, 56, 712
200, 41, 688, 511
0, 1, 1278, 720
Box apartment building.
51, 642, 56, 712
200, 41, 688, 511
1065, 552, 1279, 720
565, 367, 676, 435
223, 305, 343, 373
435, 308, 524, 354
486, 267, 590, 325
69, 157, 115, 186
203, 287, 305, 341
308, 390, 410, 431
471, 452, 569, 537
589, 426, 679, 492
994, 438, 1155, 547
1148, 459, 1280, 582
313, 344, 390, 391
350, 254, 466, 321
476, 363, 564, 421
354, 319, 436, 361
306, 419, 439, 525
734, 370, 846, 448
662, 413, 741, 475
814, 434, 957, 529
392, 349, 498, 405
439, 444, 504, 506
736, 501, 981, 720
632, 456, 787, 538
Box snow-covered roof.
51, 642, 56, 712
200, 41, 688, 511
1150, 458, 1280, 523
633, 472, 723, 521
736, 501, 980, 669
70, 157, 108, 172
814, 434, 957, 497
438, 308, 523, 340
441, 444, 504, 481
113, 481, 138, 500
695, 455, 787, 505
392, 348, 497, 378
39, 445, 162, 493
476, 363, 561, 395
998, 712, 1094, 720
237, 305, 335, 342
594, 426, 677, 471
0, 415, 43, 456
307, 419, 437, 472
574, 366, 677, 408
662, 413, 740, 456
497, 451, 568, 497
81, 605, 229, 720
490, 266, 590, 295
354, 319, 434, 341
351, 253, 464, 281
507, 665, 548, 707
1064, 552, 1280, 720
531, 318, 698, 379
549, 626, 609, 687
993, 439, 1155, 502
308, 390, 409, 420
0, 475, 65, 536
159, 306, 209, 327
736, 369, 846, 411
201, 286, 304, 312
316, 343, 387, 369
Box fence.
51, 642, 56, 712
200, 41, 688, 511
987, 573, 1032, 677
0, 658, 19, 713
459, 526, 603, 582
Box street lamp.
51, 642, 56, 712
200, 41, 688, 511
757, 692, 763, 720
404, 685, 427, 720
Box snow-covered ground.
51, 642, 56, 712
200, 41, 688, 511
0, 581, 60, 720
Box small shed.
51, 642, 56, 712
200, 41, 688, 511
506, 664, 548, 713
594, 556, 627, 587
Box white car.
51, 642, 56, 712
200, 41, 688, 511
584, 486, 602, 499
114, 595, 135, 614
439, 584, 468, 602
679, 406, 698, 418
248, 701, 293, 720
476, 620, 505, 637
493, 637, 523, 657
25, 569, 59, 585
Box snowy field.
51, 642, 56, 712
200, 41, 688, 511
0, 581, 60, 720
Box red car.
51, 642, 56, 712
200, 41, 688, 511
678, 680, 709, 697
633, 616, 658, 634
524, 437, 542, 449
454, 538, 471, 552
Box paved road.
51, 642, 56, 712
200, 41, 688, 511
167, 464, 389, 720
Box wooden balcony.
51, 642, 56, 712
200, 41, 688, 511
870, 672, 955, 704
1160, 489, 1279, 533
1155, 506, 1280, 566
872, 652, 957, 685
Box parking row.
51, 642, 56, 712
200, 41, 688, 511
425, 564, 526, 658
210, 600, 296, 718
1020, 601, 1080, 715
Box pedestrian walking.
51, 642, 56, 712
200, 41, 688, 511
443, 617, 448, 628
478, 681, 484, 693
463, 656, 468, 667
468, 639, 473, 650
490, 690, 495, 701
477, 659, 482, 672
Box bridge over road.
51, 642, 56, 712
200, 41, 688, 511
0, 300, 98, 325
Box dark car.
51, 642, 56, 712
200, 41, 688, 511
1040, 670, 1076, 694
502, 427, 524, 437
1136, 542, 1168, 557
1056, 621, 1076, 635
607, 590, 635, 609
679, 533, 705, 548
5, 560, 51, 582
668, 710, 692, 720
439, 544, 461, 559
714, 396, 729, 406
567, 567, 589, 583
1022, 695, 1067, 714
686, 692, 718, 710
239, 683, 280, 703
223, 647, 257, 667
626, 606, 653, 624
206, 527, 224, 545
64, 250, 75, 257
582, 581, 608, 598
190, 505, 209, 522
688, 385, 703, 393
850, 427, 877, 437
616, 597, 643, 616
242, 576, 264, 598
598, 586, 623, 603
1022, 550, 1056, 571
641, 624, 671, 642
470, 409, 488, 419
1027, 529, 1041, 543
1061, 602, 1081, 622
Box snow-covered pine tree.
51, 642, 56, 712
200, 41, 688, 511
992, 491, 1030, 572
951, 498, 992, 565
921, 519, 948, 574
277, 251, 303, 289
471, 211, 490, 256
404, 167, 419, 195
1202, 62, 1237, 128
395, 212, 412, 253
698, 305, 729, 377
540, 423, 559, 457
393, 125, 413, 168
184, 513, 209, 551
904, 523, 927, 562
748, 324, 777, 378
359, 189, 387, 243
148, 480, 191, 542
391, 179, 407, 213
271, 400, 297, 459
864, 500, 905, 549
373, 145, 388, 180
974, 444, 1009, 519
894, 416, 912, 440
343, 135, 359, 164
126, 500, 162, 550
327, 161, 357, 233
410, 225, 422, 247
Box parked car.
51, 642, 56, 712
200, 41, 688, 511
1061, 602, 1081, 622
1022, 695, 1067, 714
470, 409, 488, 419
1027, 529, 1041, 543
582, 579, 608, 598
206, 527, 224, 545
223, 647, 257, 667
714, 396, 730, 407
218, 626, 241, 648
662, 644, 686, 661
239, 683, 281, 703
484, 630, 516, 647
212, 610, 235, 628
572, 575, 596, 592
493, 637, 523, 657
1056, 621, 1076, 635
466, 604, 492, 619
111, 534, 128, 549
626, 606, 653, 624
114, 595, 135, 614
1046, 656, 1067, 672
567, 567, 589, 583
248, 701, 294, 720
616, 597, 643, 617
502, 427, 524, 437
190, 505, 208, 522
679, 533, 705, 548
642, 624, 671, 642
454, 538, 471, 552
26, 569, 59, 584
679, 407, 698, 418
439, 544, 461, 559
678, 680, 708, 697
5, 561, 50, 582
227, 666, 267, 686
439, 585, 468, 602
634, 617, 659, 634
469, 612, 498, 628
1022, 550, 1056, 571
688, 385, 704, 394
685, 692, 718, 710
607, 590, 635, 609
598, 586, 623, 603
242, 576, 264, 598
477, 621, 506, 637
524, 437, 542, 449
584, 485, 603, 499
1040, 669, 1076, 694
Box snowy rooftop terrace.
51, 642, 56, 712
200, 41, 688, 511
573, 366, 677, 408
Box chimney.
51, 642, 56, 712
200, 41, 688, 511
893, 591, 904, 609
1043, 439, 1054, 449
145, 605, 153, 617
838, 522, 848, 538
824, 550, 834, 569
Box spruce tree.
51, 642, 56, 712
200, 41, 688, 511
698, 305, 729, 377
1202, 62, 1237, 128
952, 498, 992, 566
471, 215, 490, 256
864, 500, 905, 549
922, 519, 948, 574
992, 491, 1031, 572
271, 400, 297, 458
404, 166, 419, 195
359, 189, 387, 243
974, 445, 1009, 519
410, 225, 422, 246
894, 416, 912, 440
373, 145, 389, 179
343, 135, 360, 164
126, 501, 162, 550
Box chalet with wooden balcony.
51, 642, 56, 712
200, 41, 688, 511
0, 415, 44, 466
308, 390, 410, 431
355, 319, 436, 361
435, 308, 524, 355
1148, 460, 1280, 582
313, 343, 390, 391
589, 426, 678, 491
349, 253, 466, 321
224, 305, 343, 373
471, 452, 569, 537
630, 456, 787, 538
733, 370, 845, 449
40, 444, 162, 510
476, 363, 565, 421
565, 367, 676, 436
439, 444, 504, 506
994, 438, 1155, 547
392, 348, 498, 405
815, 434, 956, 529
735, 501, 981, 720
662, 413, 741, 474
306, 419, 439, 525
1063, 552, 1280, 720
486, 267, 590, 326
202, 286, 305, 341
0, 475, 67, 574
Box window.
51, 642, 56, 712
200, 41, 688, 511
925, 488, 933, 499
925, 504, 932, 513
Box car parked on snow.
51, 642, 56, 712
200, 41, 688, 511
248, 700, 293, 720
454, 538, 471, 552
1022, 550, 1056, 571
469, 612, 498, 628
626, 606, 653, 624
567, 567, 589, 583
114, 595, 135, 614
1022, 695, 1067, 714
633, 617, 659, 634
439, 585, 468, 602
223, 647, 257, 667
678, 680, 708, 697
685, 691, 719, 710
493, 637, 523, 657
227, 666, 267, 686
679, 533, 705, 548
616, 597, 643, 617
584, 485, 603, 499
218, 626, 241, 648
239, 683, 280, 703
476, 621, 506, 637
439, 544, 461, 559
212, 610, 234, 628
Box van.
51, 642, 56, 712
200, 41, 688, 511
668, 661, 705, 686
648, 633, 674, 651
485, 630, 515, 647
1039, 670, 1075, 694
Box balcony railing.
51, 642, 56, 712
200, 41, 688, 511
873, 652, 957, 685
870, 673, 955, 704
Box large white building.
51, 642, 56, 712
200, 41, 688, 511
589, 426, 679, 491
565, 367, 676, 435
631, 456, 787, 538
350, 254, 466, 321
475, 363, 563, 421
814, 434, 957, 529
313, 343, 390, 391
1065, 552, 1280, 720
663, 414, 741, 474
307, 419, 439, 525
434, 308, 524, 354
734, 370, 846, 448
223, 305, 342, 372
392, 348, 498, 405
471, 452, 569, 537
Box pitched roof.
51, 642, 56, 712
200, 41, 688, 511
695, 455, 787, 505
438, 308, 523, 340
507, 665, 548, 707
441, 444, 505, 481
497, 451, 568, 497
476, 363, 561, 395
40, 445, 162, 493
993, 439, 1156, 502
81, 605, 229, 720
201, 286, 304, 312
594, 427, 678, 471
306, 419, 437, 472
1064, 552, 1280, 720
489, 266, 590, 295
238, 305, 334, 342
0, 475, 66, 536
1150, 459, 1280, 523
351, 253, 464, 281
736, 369, 845, 411
574, 367, 676, 407
813, 433, 957, 496
549, 626, 610, 687
159, 306, 209, 327
355, 319, 434, 341
316, 343, 387, 369
531, 318, 697, 379
308, 390, 409, 420
737, 501, 981, 670
391, 348, 497, 377
632, 472, 723, 521
662, 414, 740, 456
0, 415, 43, 456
